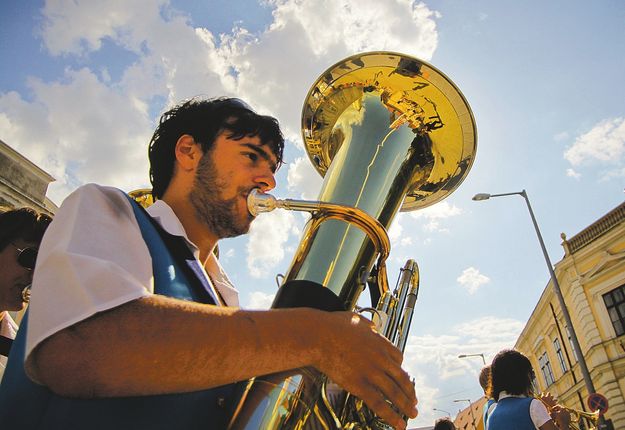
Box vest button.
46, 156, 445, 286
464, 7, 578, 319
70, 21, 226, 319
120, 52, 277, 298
217, 396, 226, 408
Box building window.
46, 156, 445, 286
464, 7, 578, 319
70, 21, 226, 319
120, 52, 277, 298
565, 325, 578, 362
530, 371, 539, 393
553, 338, 567, 373
538, 352, 555, 386
603, 284, 625, 336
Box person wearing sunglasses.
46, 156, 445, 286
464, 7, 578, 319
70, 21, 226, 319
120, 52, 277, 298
0, 207, 51, 380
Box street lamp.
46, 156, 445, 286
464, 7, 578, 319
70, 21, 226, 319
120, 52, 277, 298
433, 408, 451, 417
453, 399, 477, 429
472, 190, 597, 399
458, 353, 486, 365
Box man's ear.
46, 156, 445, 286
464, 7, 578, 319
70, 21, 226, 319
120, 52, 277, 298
174, 134, 202, 171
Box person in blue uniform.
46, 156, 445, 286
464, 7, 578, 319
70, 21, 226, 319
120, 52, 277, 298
486, 349, 570, 430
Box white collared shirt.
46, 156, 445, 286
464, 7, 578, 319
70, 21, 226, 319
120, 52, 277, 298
0, 311, 18, 381
26, 184, 238, 360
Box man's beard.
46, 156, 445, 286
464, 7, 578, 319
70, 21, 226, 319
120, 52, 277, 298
189, 153, 253, 239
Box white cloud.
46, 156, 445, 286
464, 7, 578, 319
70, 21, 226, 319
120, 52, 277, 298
403, 316, 523, 376
409, 201, 463, 233
566, 168, 581, 180
0, 69, 151, 203
453, 316, 524, 344
456, 267, 490, 295
246, 290, 275, 309
388, 213, 404, 242
405, 372, 441, 428
600, 167, 625, 181
564, 117, 625, 166
220, 0, 441, 141
553, 131, 569, 141
287, 156, 324, 199
388, 214, 416, 248
40, 0, 166, 56
246, 209, 300, 278
400, 315, 523, 426
4, 0, 441, 204
411, 201, 463, 220
218, 247, 236, 264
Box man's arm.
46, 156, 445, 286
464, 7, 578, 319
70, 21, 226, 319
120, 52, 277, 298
28, 294, 417, 429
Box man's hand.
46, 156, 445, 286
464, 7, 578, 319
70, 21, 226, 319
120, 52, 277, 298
313, 311, 418, 430
549, 405, 571, 429
539, 391, 558, 409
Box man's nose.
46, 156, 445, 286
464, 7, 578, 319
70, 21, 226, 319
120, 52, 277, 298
254, 168, 276, 192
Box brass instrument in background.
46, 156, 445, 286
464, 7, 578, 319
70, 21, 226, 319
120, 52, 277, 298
559, 407, 600, 430
128, 188, 154, 208
227, 51, 477, 429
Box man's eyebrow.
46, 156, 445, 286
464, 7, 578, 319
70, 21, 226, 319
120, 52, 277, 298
241, 142, 278, 172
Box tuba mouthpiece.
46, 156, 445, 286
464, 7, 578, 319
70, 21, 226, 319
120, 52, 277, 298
247, 189, 279, 216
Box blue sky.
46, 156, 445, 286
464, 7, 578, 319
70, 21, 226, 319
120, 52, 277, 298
1, 0, 624, 426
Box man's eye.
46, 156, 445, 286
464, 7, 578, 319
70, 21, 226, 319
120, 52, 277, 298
244, 152, 258, 162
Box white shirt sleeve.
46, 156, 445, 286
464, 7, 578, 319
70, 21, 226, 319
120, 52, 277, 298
530, 398, 552, 428
26, 184, 153, 359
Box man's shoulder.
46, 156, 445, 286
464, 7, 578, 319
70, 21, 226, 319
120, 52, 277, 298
56, 183, 136, 222
70, 183, 126, 198
64, 183, 132, 207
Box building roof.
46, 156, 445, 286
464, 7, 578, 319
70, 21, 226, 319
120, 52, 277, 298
564, 202, 625, 254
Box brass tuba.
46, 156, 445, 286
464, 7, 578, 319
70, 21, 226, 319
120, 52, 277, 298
227, 51, 477, 429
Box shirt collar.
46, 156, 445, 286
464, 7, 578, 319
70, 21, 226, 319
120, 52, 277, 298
146, 200, 193, 245
499, 391, 530, 400
145, 200, 239, 306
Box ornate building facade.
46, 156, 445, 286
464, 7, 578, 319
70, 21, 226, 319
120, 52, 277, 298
515, 202, 625, 430
0, 139, 57, 215
453, 202, 625, 430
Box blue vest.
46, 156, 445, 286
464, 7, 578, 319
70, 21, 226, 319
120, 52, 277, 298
483, 398, 495, 426
0, 196, 237, 429
487, 397, 535, 430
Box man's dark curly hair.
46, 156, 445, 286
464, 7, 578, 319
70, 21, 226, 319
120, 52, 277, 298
148, 97, 285, 199
488, 349, 535, 401
0, 207, 52, 251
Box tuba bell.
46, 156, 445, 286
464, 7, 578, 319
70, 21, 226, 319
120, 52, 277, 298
227, 51, 477, 429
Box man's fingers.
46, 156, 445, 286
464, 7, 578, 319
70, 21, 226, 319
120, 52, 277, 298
355, 385, 409, 430
365, 348, 417, 415
387, 364, 418, 407
375, 368, 418, 419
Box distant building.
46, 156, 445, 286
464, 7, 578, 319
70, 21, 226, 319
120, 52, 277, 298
454, 397, 486, 430
0, 139, 57, 214
515, 202, 625, 430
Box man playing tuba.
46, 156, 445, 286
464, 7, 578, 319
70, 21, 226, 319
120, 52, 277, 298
0, 97, 418, 429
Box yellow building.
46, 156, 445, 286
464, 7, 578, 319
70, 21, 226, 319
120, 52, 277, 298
454, 397, 487, 430
515, 202, 625, 430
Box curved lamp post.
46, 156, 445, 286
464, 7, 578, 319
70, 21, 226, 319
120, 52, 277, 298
433, 407, 452, 417
472, 190, 596, 399
453, 399, 477, 429
458, 353, 486, 365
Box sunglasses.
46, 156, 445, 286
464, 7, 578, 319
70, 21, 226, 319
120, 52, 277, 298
11, 243, 38, 270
